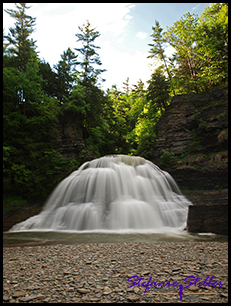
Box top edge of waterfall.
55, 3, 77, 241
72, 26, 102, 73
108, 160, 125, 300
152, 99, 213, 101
106, 154, 146, 166
79, 154, 147, 170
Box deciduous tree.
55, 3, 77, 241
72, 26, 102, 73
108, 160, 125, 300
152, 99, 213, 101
165, 13, 199, 93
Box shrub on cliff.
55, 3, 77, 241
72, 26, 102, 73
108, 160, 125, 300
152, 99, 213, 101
158, 149, 177, 167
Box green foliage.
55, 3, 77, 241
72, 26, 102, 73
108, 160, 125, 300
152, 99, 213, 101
158, 149, 177, 167
147, 67, 170, 112
39, 150, 79, 187
134, 119, 157, 158
38, 60, 57, 98
148, 20, 175, 95
163, 4, 228, 94
165, 13, 200, 93
195, 4, 228, 90
54, 48, 78, 103
63, 84, 89, 125
11, 163, 32, 185
3, 195, 28, 215
122, 77, 130, 94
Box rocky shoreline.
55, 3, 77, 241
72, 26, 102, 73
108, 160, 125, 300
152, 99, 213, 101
3, 242, 228, 303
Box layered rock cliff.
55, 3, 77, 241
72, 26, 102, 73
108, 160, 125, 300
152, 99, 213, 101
54, 112, 96, 164
151, 88, 228, 191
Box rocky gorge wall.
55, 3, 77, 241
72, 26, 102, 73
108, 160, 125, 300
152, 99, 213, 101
151, 88, 228, 191
54, 113, 96, 164
150, 88, 228, 235
187, 204, 228, 235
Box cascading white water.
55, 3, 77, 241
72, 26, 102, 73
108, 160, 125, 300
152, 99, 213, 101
10, 155, 192, 232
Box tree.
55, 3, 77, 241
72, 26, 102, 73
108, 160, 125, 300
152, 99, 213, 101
38, 60, 57, 98
75, 20, 106, 86
148, 20, 175, 95
130, 79, 146, 122
164, 6, 228, 93
132, 79, 145, 95
54, 48, 78, 103
63, 83, 89, 128
147, 67, 170, 113
4, 3, 37, 71
73, 20, 107, 150
3, 56, 64, 199
122, 77, 130, 94
165, 13, 200, 93
4, 3, 40, 114
195, 3, 228, 90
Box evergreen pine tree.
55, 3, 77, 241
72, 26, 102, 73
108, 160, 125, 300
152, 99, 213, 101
148, 20, 175, 95
54, 48, 78, 103
75, 20, 106, 86
147, 67, 170, 113
4, 3, 37, 71
38, 61, 58, 98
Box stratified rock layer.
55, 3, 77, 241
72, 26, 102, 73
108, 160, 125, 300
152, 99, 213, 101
151, 88, 228, 191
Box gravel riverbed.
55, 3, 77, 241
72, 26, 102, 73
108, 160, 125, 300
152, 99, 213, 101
3, 242, 228, 303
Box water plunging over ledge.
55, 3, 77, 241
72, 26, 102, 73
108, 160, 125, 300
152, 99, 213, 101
9, 155, 192, 232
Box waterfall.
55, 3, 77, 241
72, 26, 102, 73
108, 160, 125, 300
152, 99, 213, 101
10, 155, 192, 232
